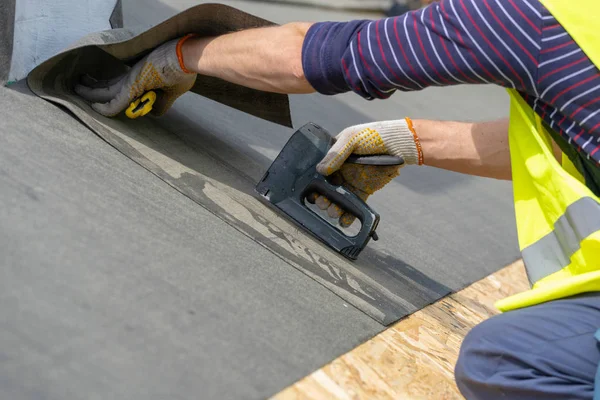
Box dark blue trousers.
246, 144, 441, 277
455, 292, 600, 399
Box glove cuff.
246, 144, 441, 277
376, 118, 423, 165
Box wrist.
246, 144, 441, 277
376, 118, 423, 165
179, 34, 201, 74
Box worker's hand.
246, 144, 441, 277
75, 35, 197, 117
312, 119, 423, 227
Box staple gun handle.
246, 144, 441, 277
346, 154, 404, 166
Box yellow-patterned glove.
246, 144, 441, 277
75, 35, 197, 117
313, 118, 423, 227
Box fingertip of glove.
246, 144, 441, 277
74, 82, 97, 102
316, 159, 338, 176
327, 203, 343, 219
91, 103, 117, 117
73, 84, 84, 96
339, 213, 356, 228
74, 83, 93, 98
315, 162, 328, 176
315, 195, 331, 210
306, 192, 318, 204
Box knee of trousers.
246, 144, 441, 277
454, 315, 509, 397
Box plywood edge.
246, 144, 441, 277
272, 260, 528, 400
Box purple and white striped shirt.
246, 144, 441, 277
301, 0, 600, 165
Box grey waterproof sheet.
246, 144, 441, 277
26, 2, 520, 326
2, 2, 521, 398
0, 83, 383, 400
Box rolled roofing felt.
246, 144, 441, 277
27, 3, 292, 127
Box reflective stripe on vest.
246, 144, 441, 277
522, 197, 600, 284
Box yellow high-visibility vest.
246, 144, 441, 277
495, 0, 600, 312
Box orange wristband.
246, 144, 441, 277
176, 34, 198, 74
405, 117, 424, 165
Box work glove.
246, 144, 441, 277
75, 35, 197, 117
312, 118, 423, 227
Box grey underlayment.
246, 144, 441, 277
0, 0, 15, 85
1, 1, 521, 399
28, 1, 520, 326
0, 83, 383, 400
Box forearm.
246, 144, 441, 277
413, 119, 562, 180
414, 119, 512, 180
182, 22, 315, 94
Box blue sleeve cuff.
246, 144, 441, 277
301, 20, 369, 96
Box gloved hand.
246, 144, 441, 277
312, 118, 423, 227
75, 35, 197, 117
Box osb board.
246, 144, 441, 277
273, 260, 529, 400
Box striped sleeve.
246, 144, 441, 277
302, 0, 542, 100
